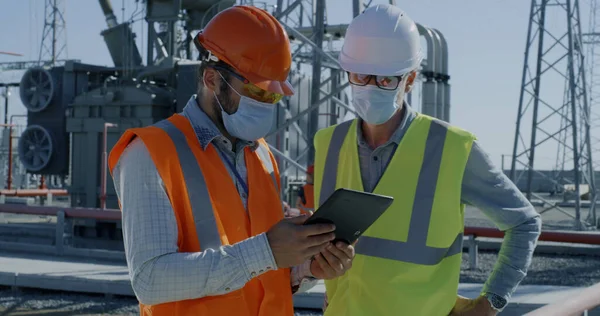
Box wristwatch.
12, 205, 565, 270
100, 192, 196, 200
483, 292, 508, 311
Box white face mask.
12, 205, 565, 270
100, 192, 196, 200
351, 84, 401, 125
212, 73, 275, 141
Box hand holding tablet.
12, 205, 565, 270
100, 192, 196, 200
303, 188, 394, 244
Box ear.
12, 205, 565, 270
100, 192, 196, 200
404, 71, 418, 93
202, 67, 219, 92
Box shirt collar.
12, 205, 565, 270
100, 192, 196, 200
356, 101, 417, 148
182, 95, 258, 151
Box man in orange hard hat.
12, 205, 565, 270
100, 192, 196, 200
109, 5, 355, 316
296, 165, 315, 215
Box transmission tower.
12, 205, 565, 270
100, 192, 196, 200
510, 0, 596, 230
38, 0, 67, 66
585, 0, 600, 195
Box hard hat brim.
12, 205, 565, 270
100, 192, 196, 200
243, 71, 295, 96
339, 50, 423, 77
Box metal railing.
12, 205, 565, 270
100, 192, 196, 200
0, 203, 123, 261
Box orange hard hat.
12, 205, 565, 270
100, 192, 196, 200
306, 165, 314, 174
195, 5, 294, 96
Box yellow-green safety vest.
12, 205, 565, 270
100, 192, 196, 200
313, 114, 475, 316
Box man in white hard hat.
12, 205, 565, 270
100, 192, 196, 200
312, 4, 541, 316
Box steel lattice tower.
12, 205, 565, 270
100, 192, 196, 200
585, 0, 600, 227
510, 0, 596, 229
38, 0, 67, 66
585, 1, 600, 158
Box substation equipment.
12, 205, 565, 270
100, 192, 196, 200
15, 0, 451, 250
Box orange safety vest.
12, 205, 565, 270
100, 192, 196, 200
299, 183, 314, 214
108, 114, 294, 316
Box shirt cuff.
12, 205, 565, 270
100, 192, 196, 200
297, 278, 319, 293
291, 259, 318, 294
481, 263, 525, 303
291, 259, 314, 285
237, 232, 278, 281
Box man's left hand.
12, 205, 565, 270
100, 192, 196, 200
310, 242, 355, 280
449, 295, 497, 316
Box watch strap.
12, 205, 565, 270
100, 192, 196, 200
483, 292, 508, 311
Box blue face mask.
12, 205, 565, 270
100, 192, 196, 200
351, 84, 401, 125
213, 80, 275, 142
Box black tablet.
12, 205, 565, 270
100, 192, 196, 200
303, 188, 394, 244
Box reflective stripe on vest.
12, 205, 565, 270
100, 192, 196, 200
254, 141, 279, 193
154, 119, 279, 250
319, 119, 463, 266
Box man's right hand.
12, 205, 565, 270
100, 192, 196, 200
266, 215, 336, 268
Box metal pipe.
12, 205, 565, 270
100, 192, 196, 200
430, 28, 444, 120
464, 226, 600, 245
416, 24, 437, 116
431, 28, 450, 122
98, 0, 118, 28
432, 29, 449, 75
3, 87, 8, 125
7, 125, 12, 190
101, 123, 118, 209
0, 189, 68, 197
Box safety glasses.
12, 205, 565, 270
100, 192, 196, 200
347, 72, 403, 91
210, 65, 284, 104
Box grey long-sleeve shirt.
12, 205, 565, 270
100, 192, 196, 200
355, 103, 542, 303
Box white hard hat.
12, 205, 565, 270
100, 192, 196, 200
339, 4, 423, 76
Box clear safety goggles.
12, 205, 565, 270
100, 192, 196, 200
211, 65, 284, 104
347, 72, 403, 91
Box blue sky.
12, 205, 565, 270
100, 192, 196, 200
0, 0, 597, 170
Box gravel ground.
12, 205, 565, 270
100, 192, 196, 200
460, 251, 600, 286
0, 286, 323, 315
1, 251, 599, 315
